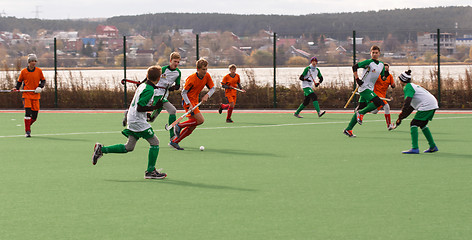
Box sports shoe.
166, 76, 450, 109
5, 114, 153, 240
218, 104, 223, 114
356, 111, 364, 125
169, 141, 184, 150
25, 131, 31, 138
92, 143, 104, 165
122, 110, 128, 126
318, 111, 326, 118
226, 118, 234, 123
145, 168, 167, 179
343, 129, 356, 138
402, 148, 419, 154
388, 124, 395, 131
424, 146, 439, 153
173, 124, 182, 138
294, 113, 303, 118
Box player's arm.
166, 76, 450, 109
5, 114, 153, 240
136, 88, 163, 112
352, 63, 362, 85
315, 70, 323, 87
380, 66, 390, 81
396, 97, 414, 126
169, 71, 181, 91
299, 67, 310, 81
390, 76, 396, 89
237, 83, 243, 90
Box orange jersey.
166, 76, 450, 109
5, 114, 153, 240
374, 74, 394, 98
221, 73, 240, 95
183, 72, 215, 105
18, 67, 45, 100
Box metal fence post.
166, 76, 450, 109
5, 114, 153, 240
437, 28, 441, 107
54, 37, 58, 108
123, 36, 127, 108
273, 32, 277, 108
196, 34, 199, 61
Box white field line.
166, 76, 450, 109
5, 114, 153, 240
1, 116, 471, 138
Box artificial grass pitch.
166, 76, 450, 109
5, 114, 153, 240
1, 111, 471, 239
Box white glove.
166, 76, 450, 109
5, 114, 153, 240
34, 87, 42, 93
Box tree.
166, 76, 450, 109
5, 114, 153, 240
286, 56, 308, 66
250, 50, 273, 66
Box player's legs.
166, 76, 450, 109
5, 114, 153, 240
163, 102, 177, 139
23, 98, 33, 137
173, 113, 203, 144
145, 135, 160, 173
383, 102, 393, 129
295, 95, 310, 116
226, 96, 236, 122
345, 101, 367, 131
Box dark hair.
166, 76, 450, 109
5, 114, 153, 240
370, 45, 381, 52
147, 65, 162, 81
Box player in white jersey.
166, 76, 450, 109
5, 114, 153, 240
395, 70, 439, 154
343, 45, 389, 137
293, 56, 326, 118
92, 66, 167, 179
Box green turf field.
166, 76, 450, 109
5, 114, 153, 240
1, 111, 471, 239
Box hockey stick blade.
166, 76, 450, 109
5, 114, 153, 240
165, 102, 203, 131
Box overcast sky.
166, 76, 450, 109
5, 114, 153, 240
1, 0, 470, 19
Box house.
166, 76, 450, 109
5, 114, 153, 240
417, 32, 455, 54
96, 25, 119, 38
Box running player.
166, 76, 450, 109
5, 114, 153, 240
395, 70, 439, 154
218, 64, 243, 123
294, 56, 326, 118
371, 63, 395, 130
343, 45, 389, 137
92, 65, 167, 179
13, 54, 46, 138
169, 58, 216, 150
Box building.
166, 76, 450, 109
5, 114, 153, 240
417, 32, 455, 54
455, 35, 472, 46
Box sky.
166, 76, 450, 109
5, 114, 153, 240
0, 0, 470, 20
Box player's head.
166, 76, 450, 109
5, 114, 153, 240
147, 65, 162, 83
384, 63, 390, 71
398, 70, 412, 85
27, 54, 38, 66
229, 64, 237, 74
370, 45, 381, 60
169, 52, 181, 69
310, 56, 318, 65
196, 58, 208, 77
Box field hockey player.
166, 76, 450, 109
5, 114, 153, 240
218, 64, 244, 123
293, 56, 326, 118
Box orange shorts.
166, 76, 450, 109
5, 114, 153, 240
23, 98, 40, 111
183, 102, 200, 118
225, 93, 237, 104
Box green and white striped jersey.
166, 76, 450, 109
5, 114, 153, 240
357, 59, 385, 92
300, 65, 322, 89
404, 83, 439, 111
156, 65, 181, 98
127, 82, 162, 132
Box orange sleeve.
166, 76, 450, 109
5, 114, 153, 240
206, 74, 215, 89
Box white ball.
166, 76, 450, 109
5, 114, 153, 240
199, 146, 205, 151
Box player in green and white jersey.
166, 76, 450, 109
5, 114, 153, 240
343, 45, 389, 137
395, 70, 439, 154
293, 56, 326, 118
93, 66, 167, 179
148, 52, 182, 140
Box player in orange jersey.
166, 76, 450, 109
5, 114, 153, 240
169, 58, 216, 150
371, 63, 395, 130
218, 64, 244, 123
12, 54, 46, 137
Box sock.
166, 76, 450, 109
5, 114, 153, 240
295, 103, 305, 114
313, 101, 321, 114
102, 144, 128, 154
178, 118, 198, 128
359, 102, 378, 115
227, 107, 234, 119
169, 114, 176, 138
421, 127, 436, 149
345, 113, 357, 130
24, 117, 32, 132
31, 118, 37, 125
173, 127, 193, 143
221, 104, 229, 110
147, 145, 159, 172
410, 126, 419, 149
385, 114, 391, 125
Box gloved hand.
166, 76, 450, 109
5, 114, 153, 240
314, 83, 320, 87
34, 87, 42, 93
396, 119, 402, 126
355, 78, 364, 86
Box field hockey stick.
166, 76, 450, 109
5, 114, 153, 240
343, 67, 370, 108
165, 101, 202, 131
353, 92, 392, 102
229, 86, 246, 92
0, 89, 36, 93
307, 70, 321, 87
121, 79, 141, 85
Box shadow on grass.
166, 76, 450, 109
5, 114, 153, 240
105, 179, 257, 192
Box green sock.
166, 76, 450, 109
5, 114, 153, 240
102, 144, 127, 154
147, 145, 159, 172
295, 104, 305, 114
169, 114, 176, 138
346, 113, 357, 130
359, 102, 378, 115
313, 101, 320, 113
421, 127, 436, 148
410, 126, 419, 149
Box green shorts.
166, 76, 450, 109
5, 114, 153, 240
358, 89, 377, 103
414, 109, 436, 121
122, 127, 155, 140
303, 87, 314, 96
